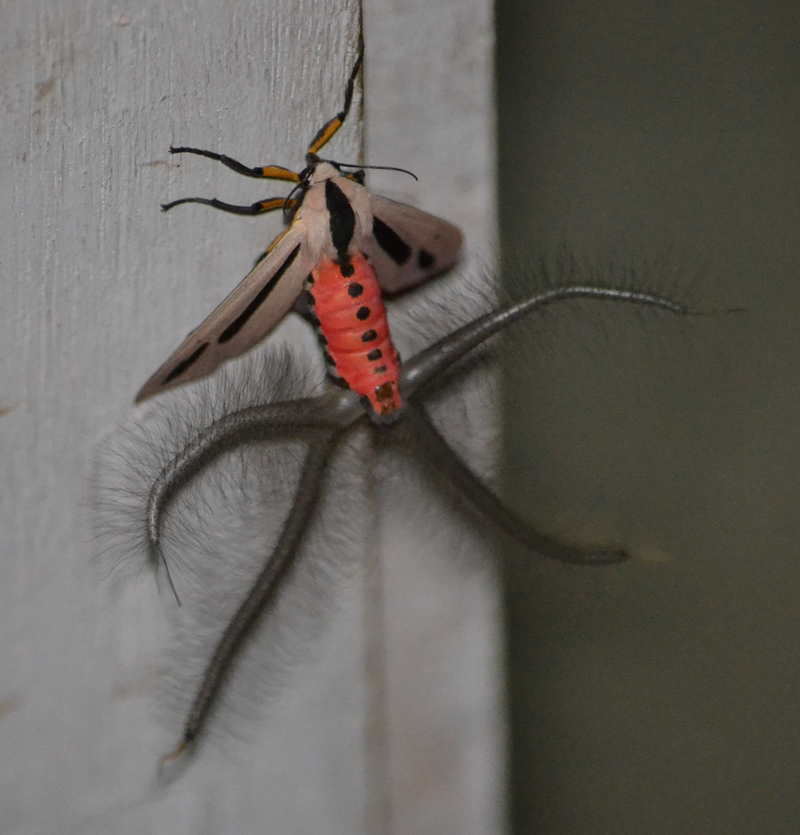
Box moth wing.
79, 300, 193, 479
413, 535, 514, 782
364, 195, 463, 295
136, 228, 315, 402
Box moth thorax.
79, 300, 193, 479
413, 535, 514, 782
307, 253, 403, 418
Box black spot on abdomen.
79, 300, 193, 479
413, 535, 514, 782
418, 249, 435, 269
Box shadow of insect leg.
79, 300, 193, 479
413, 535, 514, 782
401, 402, 629, 566
159, 426, 344, 769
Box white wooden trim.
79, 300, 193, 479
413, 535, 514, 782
0, 0, 498, 832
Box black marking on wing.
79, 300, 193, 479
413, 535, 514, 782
347, 282, 364, 297
361, 329, 378, 343
164, 342, 209, 383
325, 180, 356, 258
218, 244, 302, 343
367, 348, 382, 361
418, 249, 435, 269
372, 217, 411, 265
339, 260, 355, 277
356, 306, 370, 321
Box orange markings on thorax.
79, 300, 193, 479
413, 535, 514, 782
310, 253, 402, 417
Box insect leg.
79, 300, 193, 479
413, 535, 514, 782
401, 286, 689, 398
168, 147, 300, 182
158, 427, 342, 768
306, 43, 364, 157
402, 403, 629, 565
161, 196, 289, 215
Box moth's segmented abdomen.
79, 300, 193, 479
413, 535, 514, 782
309, 253, 402, 417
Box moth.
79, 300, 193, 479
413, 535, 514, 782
126, 47, 692, 772
137, 47, 462, 419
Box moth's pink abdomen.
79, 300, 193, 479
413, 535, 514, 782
310, 253, 402, 417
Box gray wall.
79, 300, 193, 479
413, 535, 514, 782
498, 2, 800, 832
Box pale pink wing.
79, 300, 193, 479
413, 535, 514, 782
136, 228, 315, 402
364, 195, 463, 295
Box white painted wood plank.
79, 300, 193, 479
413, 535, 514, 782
0, 1, 500, 832
0, 3, 366, 833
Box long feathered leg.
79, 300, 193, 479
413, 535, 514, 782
401, 404, 629, 565
159, 427, 343, 770
401, 286, 688, 398
147, 391, 362, 601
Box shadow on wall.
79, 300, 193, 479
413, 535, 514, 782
497, 2, 800, 833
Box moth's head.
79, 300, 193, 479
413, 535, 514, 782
303, 152, 366, 186
299, 158, 345, 190
297, 153, 323, 189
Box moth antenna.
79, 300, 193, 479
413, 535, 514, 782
331, 161, 419, 181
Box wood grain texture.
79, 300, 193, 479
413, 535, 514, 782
0, 0, 497, 832
1, 3, 365, 833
